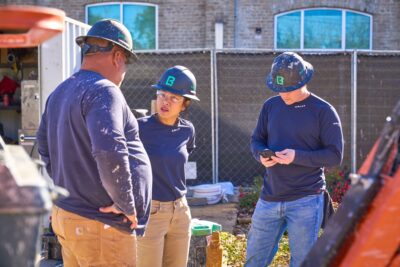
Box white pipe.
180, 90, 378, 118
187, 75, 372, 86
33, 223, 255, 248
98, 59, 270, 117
212, 50, 219, 183
351, 51, 358, 173
215, 22, 224, 49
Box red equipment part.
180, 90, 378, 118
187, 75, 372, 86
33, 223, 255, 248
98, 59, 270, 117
0, 5, 65, 48
0, 75, 19, 95
302, 100, 400, 267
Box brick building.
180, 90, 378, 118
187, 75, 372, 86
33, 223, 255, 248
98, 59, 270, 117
4, 0, 400, 50
1, 1, 398, 184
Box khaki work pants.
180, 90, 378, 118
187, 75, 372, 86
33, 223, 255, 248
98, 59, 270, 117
137, 197, 192, 267
51, 205, 136, 267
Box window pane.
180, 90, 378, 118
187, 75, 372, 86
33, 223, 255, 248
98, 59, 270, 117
277, 12, 301, 49
87, 4, 120, 25
304, 10, 342, 49
123, 4, 156, 50
346, 12, 370, 49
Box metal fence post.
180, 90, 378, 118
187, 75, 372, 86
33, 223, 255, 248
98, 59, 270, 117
212, 49, 219, 184
351, 50, 358, 173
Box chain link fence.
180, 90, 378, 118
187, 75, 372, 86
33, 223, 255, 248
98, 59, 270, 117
120, 49, 400, 186
216, 52, 353, 185
357, 52, 400, 164
215, 52, 274, 186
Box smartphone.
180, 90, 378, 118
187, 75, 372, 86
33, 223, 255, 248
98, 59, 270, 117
258, 149, 276, 159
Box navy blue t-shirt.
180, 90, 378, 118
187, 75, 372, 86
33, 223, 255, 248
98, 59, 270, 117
37, 70, 152, 235
138, 114, 195, 201
251, 94, 343, 202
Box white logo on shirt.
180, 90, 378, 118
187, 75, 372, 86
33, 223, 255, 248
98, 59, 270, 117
172, 128, 180, 132
294, 105, 306, 108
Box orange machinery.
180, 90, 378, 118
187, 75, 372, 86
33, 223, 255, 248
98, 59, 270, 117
303, 100, 400, 266
0, 5, 65, 48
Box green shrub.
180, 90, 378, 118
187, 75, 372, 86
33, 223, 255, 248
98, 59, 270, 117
239, 175, 263, 209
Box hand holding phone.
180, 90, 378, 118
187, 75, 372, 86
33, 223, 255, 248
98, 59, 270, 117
258, 149, 276, 160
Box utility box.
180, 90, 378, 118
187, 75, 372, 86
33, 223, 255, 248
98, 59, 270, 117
19, 80, 40, 157
21, 80, 40, 130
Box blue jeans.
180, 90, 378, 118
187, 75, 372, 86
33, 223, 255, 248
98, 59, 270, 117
245, 193, 324, 267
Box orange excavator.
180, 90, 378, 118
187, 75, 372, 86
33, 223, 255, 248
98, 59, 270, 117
303, 100, 400, 266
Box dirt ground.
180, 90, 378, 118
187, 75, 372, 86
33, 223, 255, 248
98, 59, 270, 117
190, 202, 239, 232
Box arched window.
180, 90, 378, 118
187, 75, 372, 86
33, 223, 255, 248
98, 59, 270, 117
275, 9, 372, 50
86, 2, 158, 50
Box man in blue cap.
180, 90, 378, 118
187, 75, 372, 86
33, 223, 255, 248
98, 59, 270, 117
37, 19, 152, 266
245, 52, 343, 267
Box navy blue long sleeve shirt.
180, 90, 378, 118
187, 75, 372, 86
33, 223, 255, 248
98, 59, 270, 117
251, 94, 343, 202
37, 70, 152, 235
138, 115, 195, 201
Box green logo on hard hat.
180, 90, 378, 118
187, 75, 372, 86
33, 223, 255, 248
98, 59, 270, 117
276, 75, 285, 85
191, 84, 196, 91
118, 32, 126, 41
166, 75, 176, 86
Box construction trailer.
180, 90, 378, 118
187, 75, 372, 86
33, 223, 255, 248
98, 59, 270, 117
0, 15, 89, 156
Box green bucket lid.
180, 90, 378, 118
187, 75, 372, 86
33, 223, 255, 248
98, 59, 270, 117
191, 225, 212, 236
211, 223, 222, 232
191, 219, 222, 236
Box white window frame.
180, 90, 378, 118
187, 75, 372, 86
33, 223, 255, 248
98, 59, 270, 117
85, 2, 159, 50
274, 8, 373, 51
